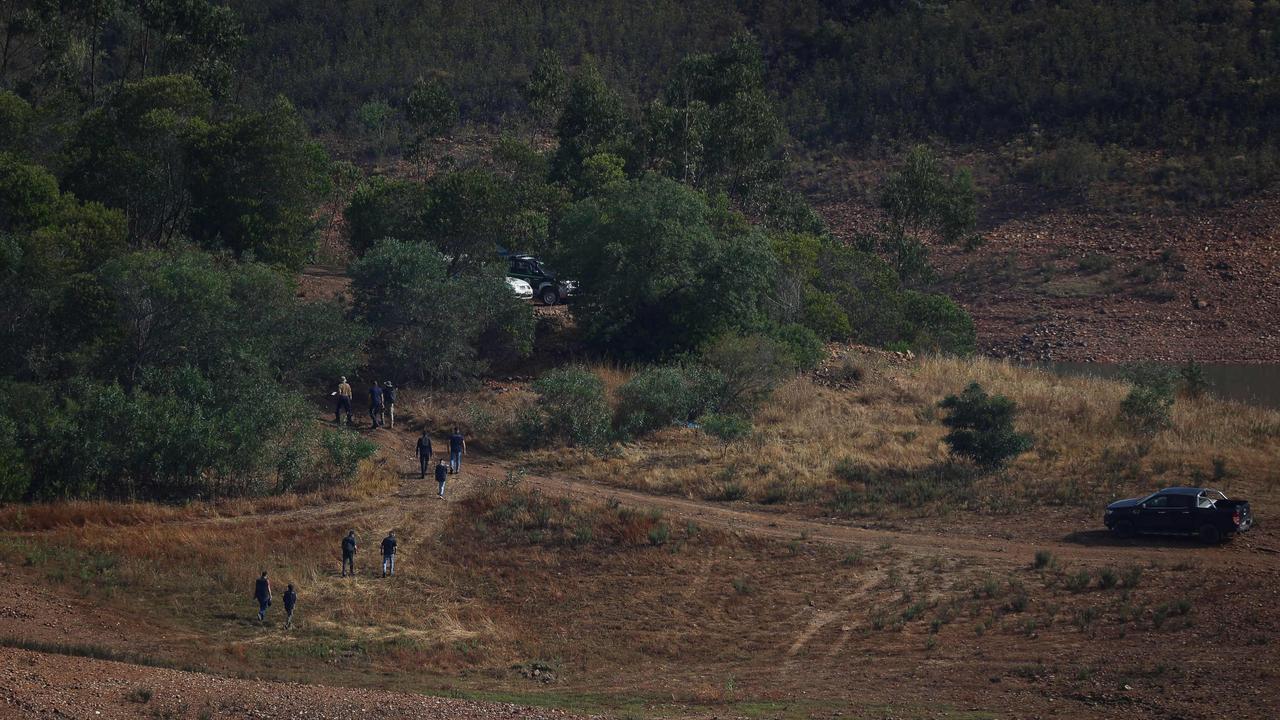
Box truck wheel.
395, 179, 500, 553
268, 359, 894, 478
1198, 524, 1221, 544
540, 287, 559, 306
1112, 520, 1135, 539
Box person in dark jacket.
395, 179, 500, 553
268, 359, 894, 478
416, 431, 433, 479
283, 584, 297, 629
368, 383, 385, 429
383, 381, 397, 428
341, 530, 357, 577
380, 532, 397, 577
435, 458, 448, 499
253, 571, 271, 622
448, 427, 466, 474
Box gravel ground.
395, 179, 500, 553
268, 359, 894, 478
0, 648, 594, 720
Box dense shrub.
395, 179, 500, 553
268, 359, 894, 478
532, 367, 612, 449
700, 412, 752, 445
770, 323, 826, 370
1119, 363, 1177, 432
902, 291, 976, 356
555, 175, 774, 359
614, 363, 735, 439
939, 383, 1032, 469
615, 366, 694, 439
700, 333, 795, 413
350, 239, 533, 385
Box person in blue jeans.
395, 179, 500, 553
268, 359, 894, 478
253, 571, 271, 622
448, 427, 465, 474
380, 532, 397, 577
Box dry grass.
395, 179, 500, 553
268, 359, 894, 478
553, 352, 1280, 519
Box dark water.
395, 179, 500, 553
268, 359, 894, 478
1044, 363, 1280, 410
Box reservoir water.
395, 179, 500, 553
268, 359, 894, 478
1045, 363, 1280, 410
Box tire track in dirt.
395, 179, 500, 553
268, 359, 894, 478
456, 457, 1278, 572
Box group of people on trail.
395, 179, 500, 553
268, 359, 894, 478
253, 571, 297, 627
333, 376, 396, 429
259, 377, 468, 624
340, 530, 399, 578
254, 529, 401, 625
416, 427, 465, 498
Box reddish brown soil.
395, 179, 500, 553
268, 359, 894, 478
0, 646, 590, 719
817, 190, 1280, 363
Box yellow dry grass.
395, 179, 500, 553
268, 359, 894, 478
554, 353, 1280, 517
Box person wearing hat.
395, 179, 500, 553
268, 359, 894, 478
383, 381, 397, 429
334, 376, 353, 425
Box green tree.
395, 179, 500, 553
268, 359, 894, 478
552, 60, 629, 187
345, 176, 432, 256
938, 383, 1032, 469
555, 175, 774, 359
525, 50, 568, 124
357, 99, 395, 158
350, 239, 532, 385
878, 145, 978, 284
405, 78, 459, 138
187, 96, 330, 269
63, 75, 213, 247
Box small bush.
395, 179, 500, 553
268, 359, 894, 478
1077, 253, 1113, 274
1180, 360, 1209, 399
1120, 386, 1173, 432
706, 482, 746, 502
318, 428, 378, 485
1097, 567, 1119, 589
700, 333, 795, 413
938, 383, 1032, 469
700, 412, 752, 445
614, 365, 717, 439
1121, 565, 1143, 589
732, 577, 753, 595
532, 367, 612, 449
770, 323, 826, 370
1065, 570, 1091, 593
647, 522, 671, 546
1025, 138, 1112, 195
126, 687, 154, 704
1033, 550, 1054, 569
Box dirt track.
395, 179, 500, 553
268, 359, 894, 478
4, 419, 1278, 719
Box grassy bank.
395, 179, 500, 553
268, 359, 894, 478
524, 352, 1280, 521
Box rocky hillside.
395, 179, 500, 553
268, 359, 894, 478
818, 185, 1280, 364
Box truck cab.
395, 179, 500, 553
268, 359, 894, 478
1104, 487, 1253, 543
506, 254, 573, 306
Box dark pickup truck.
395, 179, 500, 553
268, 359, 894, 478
1104, 487, 1253, 543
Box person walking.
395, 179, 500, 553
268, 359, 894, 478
334, 376, 353, 425
416, 430, 433, 479
341, 530, 357, 577
253, 571, 272, 622
380, 532, 397, 577
368, 382, 385, 429
283, 584, 297, 629
448, 427, 466, 474
435, 458, 448, 499
383, 381, 397, 428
